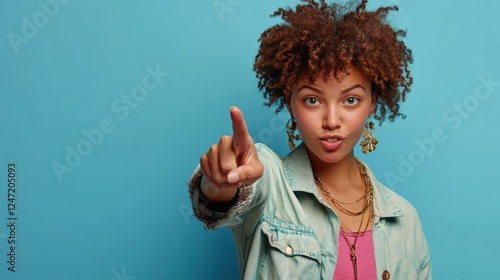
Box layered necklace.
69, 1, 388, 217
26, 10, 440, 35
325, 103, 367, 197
314, 159, 374, 280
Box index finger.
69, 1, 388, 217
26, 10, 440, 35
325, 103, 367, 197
230, 106, 251, 146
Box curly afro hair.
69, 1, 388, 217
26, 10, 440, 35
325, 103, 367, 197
253, 0, 413, 124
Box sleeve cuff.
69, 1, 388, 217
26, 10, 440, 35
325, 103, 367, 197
188, 165, 256, 230
198, 184, 240, 213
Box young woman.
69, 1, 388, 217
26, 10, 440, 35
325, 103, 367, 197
188, 0, 431, 279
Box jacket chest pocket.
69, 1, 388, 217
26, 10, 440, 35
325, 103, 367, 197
259, 220, 323, 280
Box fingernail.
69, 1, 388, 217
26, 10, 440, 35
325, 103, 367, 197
228, 173, 239, 184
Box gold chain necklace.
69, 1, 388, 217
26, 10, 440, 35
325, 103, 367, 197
315, 176, 368, 216
315, 176, 366, 204
315, 160, 373, 217
315, 159, 375, 280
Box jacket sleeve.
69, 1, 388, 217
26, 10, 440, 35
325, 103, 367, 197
187, 143, 280, 230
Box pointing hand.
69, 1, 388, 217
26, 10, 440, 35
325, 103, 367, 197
200, 107, 263, 191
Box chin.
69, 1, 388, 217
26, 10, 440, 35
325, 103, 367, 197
308, 147, 352, 165
321, 154, 349, 164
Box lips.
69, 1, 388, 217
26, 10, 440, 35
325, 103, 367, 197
320, 135, 344, 141
325, 137, 339, 142
319, 135, 344, 151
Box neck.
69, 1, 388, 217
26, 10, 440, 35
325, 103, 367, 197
307, 150, 362, 192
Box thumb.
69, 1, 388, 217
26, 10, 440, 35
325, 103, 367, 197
227, 160, 263, 185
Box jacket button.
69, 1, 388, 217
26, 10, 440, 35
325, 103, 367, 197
285, 246, 293, 255
382, 270, 390, 280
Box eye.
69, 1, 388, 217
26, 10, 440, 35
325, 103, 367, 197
304, 97, 320, 106
344, 97, 360, 105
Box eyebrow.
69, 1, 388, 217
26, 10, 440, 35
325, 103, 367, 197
297, 85, 323, 94
340, 84, 366, 94
297, 84, 366, 94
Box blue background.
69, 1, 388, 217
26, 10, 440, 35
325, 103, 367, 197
1, 0, 499, 279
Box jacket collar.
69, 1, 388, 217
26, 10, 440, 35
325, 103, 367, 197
283, 143, 403, 218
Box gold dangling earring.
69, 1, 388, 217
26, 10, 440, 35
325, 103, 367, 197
286, 118, 301, 150
360, 119, 378, 154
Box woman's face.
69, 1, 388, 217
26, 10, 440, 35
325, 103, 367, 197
287, 67, 375, 165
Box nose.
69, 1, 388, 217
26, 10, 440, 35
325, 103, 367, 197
322, 105, 340, 130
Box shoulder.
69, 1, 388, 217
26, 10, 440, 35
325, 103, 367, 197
377, 183, 421, 219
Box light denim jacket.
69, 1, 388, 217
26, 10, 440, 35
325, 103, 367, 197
189, 143, 431, 280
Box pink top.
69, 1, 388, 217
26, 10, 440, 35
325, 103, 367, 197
333, 228, 377, 280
